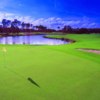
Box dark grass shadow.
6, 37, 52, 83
27, 77, 40, 88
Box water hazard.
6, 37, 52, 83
0, 35, 68, 45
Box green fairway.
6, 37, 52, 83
0, 34, 100, 100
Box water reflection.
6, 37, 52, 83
0, 35, 68, 45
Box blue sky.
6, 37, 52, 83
0, 0, 100, 28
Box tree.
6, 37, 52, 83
11, 19, 21, 28
62, 25, 72, 33
2, 19, 9, 28
35, 25, 47, 31
26, 23, 31, 29
57, 26, 60, 30
21, 22, 26, 29
10, 19, 21, 35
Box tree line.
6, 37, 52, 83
0, 19, 100, 36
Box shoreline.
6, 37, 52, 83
43, 35, 76, 43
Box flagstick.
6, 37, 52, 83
2, 47, 40, 88
2, 47, 24, 78
2, 47, 26, 78
2, 47, 7, 68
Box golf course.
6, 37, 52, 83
0, 33, 100, 100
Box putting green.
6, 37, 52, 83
0, 34, 100, 100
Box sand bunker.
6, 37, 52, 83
78, 48, 100, 54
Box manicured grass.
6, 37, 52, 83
0, 34, 100, 100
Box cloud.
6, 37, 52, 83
0, 12, 34, 23
0, 11, 99, 28
32, 17, 98, 29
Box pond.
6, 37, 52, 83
0, 35, 68, 45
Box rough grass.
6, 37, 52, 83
0, 34, 100, 100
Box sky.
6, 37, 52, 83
0, 0, 100, 28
